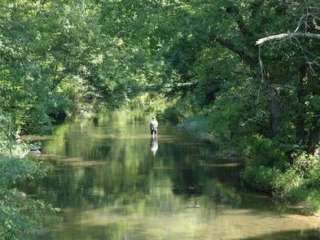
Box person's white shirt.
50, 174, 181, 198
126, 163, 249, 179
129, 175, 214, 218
150, 119, 158, 128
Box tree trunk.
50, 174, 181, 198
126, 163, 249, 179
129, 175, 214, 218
264, 73, 281, 138
269, 86, 281, 138
296, 65, 307, 145
307, 124, 320, 154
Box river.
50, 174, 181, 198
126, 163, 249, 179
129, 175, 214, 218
36, 113, 320, 240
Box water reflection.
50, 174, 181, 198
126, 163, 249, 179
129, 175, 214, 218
36, 114, 320, 240
150, 137, 158, 156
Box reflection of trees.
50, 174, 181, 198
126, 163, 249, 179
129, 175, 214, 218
42, 120, 242, 210
41, 120, 154, 208
40, 118, 244, 239
157, 142, 242, 207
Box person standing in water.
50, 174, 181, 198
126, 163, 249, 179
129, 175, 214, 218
149, 116, 158, 138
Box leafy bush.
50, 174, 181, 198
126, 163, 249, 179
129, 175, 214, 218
242, 150, 320, 212
0, 158, 47, 188
242, 165, 280, 193
272, 168, 303, 199
0, 157, 54, 240
244, 136, 289, 169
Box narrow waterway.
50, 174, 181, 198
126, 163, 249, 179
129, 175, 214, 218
37, 114, 320, 240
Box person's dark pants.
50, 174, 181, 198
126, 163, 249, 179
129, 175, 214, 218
150, 128, 157, 135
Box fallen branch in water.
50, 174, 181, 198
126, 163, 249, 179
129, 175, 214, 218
256, 32, 320, 46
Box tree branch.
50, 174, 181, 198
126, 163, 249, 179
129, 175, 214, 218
215, 37, 256, 66
256, 32, 320, 46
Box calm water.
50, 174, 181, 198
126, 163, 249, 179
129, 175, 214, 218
36, 114, 320, 240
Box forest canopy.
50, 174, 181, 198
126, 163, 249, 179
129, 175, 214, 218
1, 0, 320, 237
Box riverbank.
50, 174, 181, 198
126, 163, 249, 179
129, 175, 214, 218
175, 115, 320, 215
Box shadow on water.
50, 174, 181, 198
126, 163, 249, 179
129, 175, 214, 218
34, 115, 320, 240
240, 229, 320, 240
41, 227, 320, 240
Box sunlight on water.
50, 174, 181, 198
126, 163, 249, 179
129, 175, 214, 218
37, 114, 320, 240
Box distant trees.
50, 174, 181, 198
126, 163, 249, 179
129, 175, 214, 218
1, 0, 320, 209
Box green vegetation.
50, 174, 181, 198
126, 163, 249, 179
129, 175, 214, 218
90, 0, 319, 210
1, 0, 320, 237
0, 156, 54, 240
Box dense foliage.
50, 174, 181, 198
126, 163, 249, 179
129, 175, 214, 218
0, 156, 54, 240
90, 0, 320, 208
1, 0, 320, 236
104, 0, 320, 208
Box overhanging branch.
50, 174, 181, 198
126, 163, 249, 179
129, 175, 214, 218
256, 32, 320, 46
215, 37, 256, 66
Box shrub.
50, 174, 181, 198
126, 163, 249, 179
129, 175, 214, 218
272, 168, 303, 199
0, 157, 54, 240
244, 136, 288, 169
242, 165, 281, 193
293, 152, 319, 178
